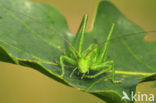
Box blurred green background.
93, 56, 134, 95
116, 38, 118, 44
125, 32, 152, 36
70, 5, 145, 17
0, 0, 156, 103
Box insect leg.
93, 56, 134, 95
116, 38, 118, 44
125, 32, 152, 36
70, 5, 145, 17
111, 62, 121, 84
100, 23, 115, 61
66, 46, 78, 59
72, 15, 87, 46
87, 61, 120, 83
81, 73, 86, 79
67, 15, 88, 58
69, 67, 78, 78
87, 64, 111, 79
77, 14, 88, 54
104, 61, 121, 83
60, 56, 76, 77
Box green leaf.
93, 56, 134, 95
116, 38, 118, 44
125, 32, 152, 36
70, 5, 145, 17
0, 0, 72, 85
0, 0, 155, 103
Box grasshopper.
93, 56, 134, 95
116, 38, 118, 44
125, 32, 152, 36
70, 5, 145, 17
60, 14, 120, 83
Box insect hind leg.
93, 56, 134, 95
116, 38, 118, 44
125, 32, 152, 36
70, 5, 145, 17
111, 62, 121, 83
86, 61, 121, 83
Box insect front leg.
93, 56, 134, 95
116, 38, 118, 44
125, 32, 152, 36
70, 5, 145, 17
60, 56, 76, 77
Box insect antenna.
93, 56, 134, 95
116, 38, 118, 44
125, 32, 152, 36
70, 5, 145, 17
86, 30, 156, 56
1, 5, 79, 55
